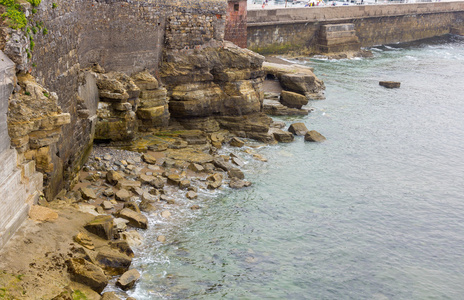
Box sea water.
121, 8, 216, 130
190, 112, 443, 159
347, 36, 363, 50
129, 35, 464, 299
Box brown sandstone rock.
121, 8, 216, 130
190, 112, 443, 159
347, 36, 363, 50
124, 202, 141, 214
117, 208, 148, 229
263, 99, 310, 116
228, 168, 245, 180
229, 179, 252, 189
74, 232, 95, 250
110, 240, 135, 258
115, 189, 131, 202
84, 215, 114, 240
66, 258, 108, 293
106, 170, 124, 186
101, 292, 122, 300
116, 180, 141, 190
379, 81, 401, 88
288, 123, 309, 136
230, 137, 245, 147
132, 71, 159, 90
188, 163, 204, 173
96, 248, 132, 275
80, 187, 97, 200
304, 130, 326, 142
270, 128, 294, 143
186, 190, 198, 199
29, 205, 59, 222
116, 269, 141, 290
280, 91, 308, 109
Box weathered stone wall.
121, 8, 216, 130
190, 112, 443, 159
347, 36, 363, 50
0, 52, 43, 250
224, 0, 248, 48
5, 0, 228, 199
247, 2, 464, 54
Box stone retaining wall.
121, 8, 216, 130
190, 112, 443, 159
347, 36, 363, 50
1, 0, 228, 200
0, 52, 43, 250
247, 2, 464, 54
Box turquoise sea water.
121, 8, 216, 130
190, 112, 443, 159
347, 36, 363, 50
130, 35, 464, 299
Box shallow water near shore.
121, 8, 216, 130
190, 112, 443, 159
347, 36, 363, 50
129, 35, 464, 299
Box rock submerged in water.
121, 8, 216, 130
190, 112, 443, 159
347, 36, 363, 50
288, 123, 309, 136
379, 81, 401, 88
116, 269, 141, 290
304, 130, 326, 142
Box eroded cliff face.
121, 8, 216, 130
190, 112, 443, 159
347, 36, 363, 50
161, 40, 272, 141
0, 0, 231, 200
0, 0, 323, 211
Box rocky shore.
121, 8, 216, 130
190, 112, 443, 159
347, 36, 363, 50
0, 58, 326, 299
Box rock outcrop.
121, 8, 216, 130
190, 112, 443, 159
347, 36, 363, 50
161, 41, 272, 139
263, 62, 325, 101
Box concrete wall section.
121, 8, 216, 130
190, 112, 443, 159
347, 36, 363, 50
0, 52, 36, 250
0, 51, 14, 153
247, 2, 464, 54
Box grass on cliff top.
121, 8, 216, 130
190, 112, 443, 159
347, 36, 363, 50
0, 0, 41, 29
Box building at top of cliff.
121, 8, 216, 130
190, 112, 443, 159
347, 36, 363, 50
225, 0, 248, 48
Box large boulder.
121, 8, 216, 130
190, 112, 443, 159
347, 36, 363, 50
116, 269, 141, 290
96, 248, 132, 275
84, 215, 114, 240
280, 91, 308, 109
263, 99, 310, 116
263, 62, 325, 99
270, 128, 294, 143
304, 130, 326, 142
66, 258, 108, 293
117, 208, 148, 229
288, 122, 309, 136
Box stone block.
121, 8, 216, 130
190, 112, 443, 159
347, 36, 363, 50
21, 160, 36, 180
39, 113, 71, 130
136, 106, 166, 120
0, 169, 26, 230
28, 128, 62, 149
280, 91, 308, 109
0, 149, 17, 183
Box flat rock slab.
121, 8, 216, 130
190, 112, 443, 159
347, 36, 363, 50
263, 99, 309, 116
29, 205, 58, 222
379, 81, 401, 88
118, 208, 148, 229
164, 148, 214, 164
